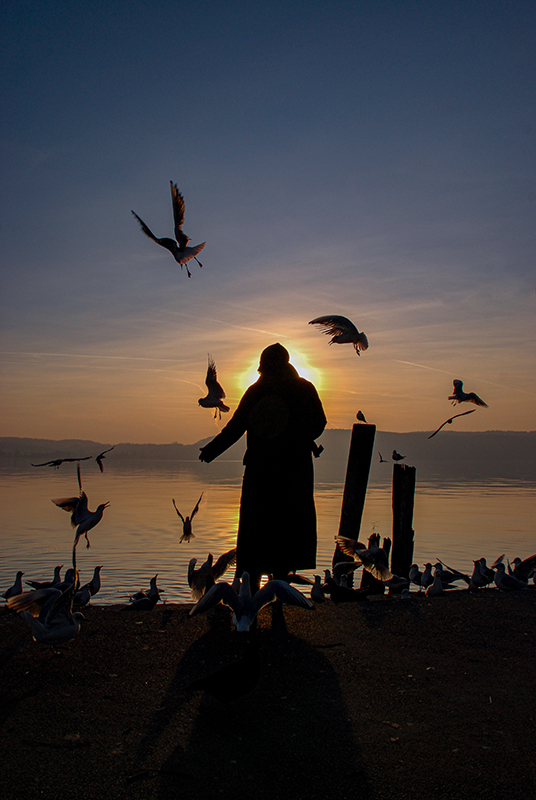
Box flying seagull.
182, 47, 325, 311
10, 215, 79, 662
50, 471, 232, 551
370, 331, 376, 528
378, 452, 388, 463
8, 585, 83, 647
188, 549, 237, 601
448, 380, 488, 407
52, 491, 109, 548
131, 181, 205, 278
31, 456, 92, 468
173, 493, 204, 542
198, 356, 230, 418
189, 571, 313, 632
95, 446, 115, 472
309, 315, 368, 355
428, 409, 475, 439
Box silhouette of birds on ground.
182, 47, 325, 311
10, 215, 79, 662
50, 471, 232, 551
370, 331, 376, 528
188, 549, 237, 601
428, 409, 475, 439
95, 446, 115, 472
511, 554, 536, 583
173, 493, 203, 543
131, 182, 205, 278
31, 456, 92, 468
198, 356, 230, 419
8, 585, 83, 647
25, 565, 63, 591
392, 450, 405, 462
448, 379, 488, 407
494, 562, 527, 591
189, 571, 314, 632
187, 639, 261, 703
310, 575, 327, 603
324, 577, 369, 603
309, 315, 369, 355
356, 410, 367, 423
378, 452, 388, 463
127, 575, 162, 610
52, 491, 110, 548
2, 571, 24, 601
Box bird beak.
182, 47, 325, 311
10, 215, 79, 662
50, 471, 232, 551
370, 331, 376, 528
103, 501, 111, 508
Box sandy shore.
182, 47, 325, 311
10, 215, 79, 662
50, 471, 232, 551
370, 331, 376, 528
1, 587, 535, 800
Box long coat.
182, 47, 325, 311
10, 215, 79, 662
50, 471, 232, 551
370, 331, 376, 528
199, 366, 326, 577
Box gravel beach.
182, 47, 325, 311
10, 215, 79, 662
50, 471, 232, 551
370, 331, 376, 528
1, 588, 535, 800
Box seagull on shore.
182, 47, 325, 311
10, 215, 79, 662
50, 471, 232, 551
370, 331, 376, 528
420, 563, 434, 590
356, 410, 367, 423
189, 571, 313, 632
428, 409, 476, 439
425, 567, 445, 596
334, 534, 393, 581
409, 564, 424, 590
309, 315, 368, 355
392, 450, 406, 462
2, 571, 24, 601
128, 575, 162, 609
95, 446, 115, 473
511, 554, 536, 583
31, 456, 92, 468
74, 566, 103, 608
187, 639, 260, 703
310, 575, 327, 603
52, 491, 110, 548
131, 182, 205, 278
8, 585, 83, 647
198, 356, 230, 419
494, 562, 527, 591
324, 577, 369, 603
448, 380, 488, 408
25, 565, 63, 591
188, 549, 237, 601
173, 493, 203, 543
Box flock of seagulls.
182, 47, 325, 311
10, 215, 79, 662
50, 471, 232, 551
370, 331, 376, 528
408, 554, 536, 596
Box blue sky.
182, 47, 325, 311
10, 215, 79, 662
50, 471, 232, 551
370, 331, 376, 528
1, 0, 535, 443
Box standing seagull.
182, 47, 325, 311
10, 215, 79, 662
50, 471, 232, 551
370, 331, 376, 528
52, 491, 110, 548
428, 409, 475, 439
2, 571, 24, 601
198, 356, 230, 419
448, 380, 488, 408
131, 182, 205, 278
173, 493, 204, 543
392, 450, 406, 462
356, 410, 367, 423
309, 315, 369, 355
95, 446, 115, 473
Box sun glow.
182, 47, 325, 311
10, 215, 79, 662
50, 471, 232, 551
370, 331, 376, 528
237, 350, 323, 394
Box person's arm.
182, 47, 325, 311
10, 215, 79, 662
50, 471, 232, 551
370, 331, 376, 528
198, 392, 251, 462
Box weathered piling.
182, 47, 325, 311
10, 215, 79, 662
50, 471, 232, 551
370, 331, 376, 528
333, 424, 376, 585
337, 423, 376, 540
390, 462, 416, 579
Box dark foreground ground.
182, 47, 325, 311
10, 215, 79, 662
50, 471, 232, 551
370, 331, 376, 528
1, 587, 535, 800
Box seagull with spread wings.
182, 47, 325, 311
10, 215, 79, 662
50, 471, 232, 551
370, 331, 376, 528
131, 181, 205, 278
173, 493, 204, 543
448, 379, 488, 407
8, 584, 83, 647
95, 446, 115, 472
188, 549, 237, 601
309, 315, 368, 355
52, 491, 109, 549
428, 409, 475, 439
31, 456, 92, 468
198, 356, 230, 419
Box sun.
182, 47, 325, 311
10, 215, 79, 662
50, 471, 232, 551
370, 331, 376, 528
237, 350, 323, 393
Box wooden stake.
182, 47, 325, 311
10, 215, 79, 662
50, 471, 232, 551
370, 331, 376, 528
390, 462, 416, 579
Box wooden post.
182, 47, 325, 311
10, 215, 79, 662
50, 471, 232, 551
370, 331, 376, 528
337, 423, 376, 539
390, 462, 416, 579
333, 424, 375, 584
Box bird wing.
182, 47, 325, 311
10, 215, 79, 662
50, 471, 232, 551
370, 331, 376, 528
254, 581, 314, 612
212, 548, 237, 580
176, 241, 206, 265
205, 357, 226, 397
51, 495, 84, 526
170, 182, 189, 249
31, 460, 58, 467
172, 498, 185, 523
334, 536, 367, 558
189, 582, 241, 617
187, 559, 197, 587
467, 392, 488, 408
190, 492, 204, 519
131, 210, 179, 254
309, 315, 358, 337
44, 586, 75, 628
7, 588, 60, 618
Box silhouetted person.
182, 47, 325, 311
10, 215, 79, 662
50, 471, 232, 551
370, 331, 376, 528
199, 343, 326, 593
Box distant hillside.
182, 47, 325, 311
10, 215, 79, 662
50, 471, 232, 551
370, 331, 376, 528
1, 429, 535, 482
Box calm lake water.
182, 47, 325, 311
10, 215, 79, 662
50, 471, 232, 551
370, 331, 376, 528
1, 459, 535, 603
